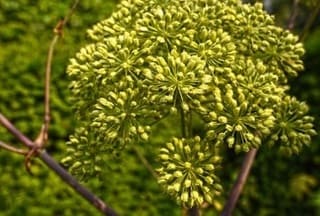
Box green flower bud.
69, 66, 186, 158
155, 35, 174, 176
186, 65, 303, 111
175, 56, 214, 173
227, 137, 235, 147
185, 179, 192, 188
174, 171, 183, 177
181, 192, 189, 203
184, 162, 192, 169
196, 168, 204, 174
204, 194, 213, 203
173, 153, 181, 160
160, 154, 169, 160
173, 182, 181, 192
140, 132, 149, 141
205, 176, 214, 184
218, 116, 228, 123
191, 191, 199, 200
166, 142, 175, 151
234, 124, 243, 132
167, 163, 176, 170
205, 164, 215, 171
70, 161, 82, 170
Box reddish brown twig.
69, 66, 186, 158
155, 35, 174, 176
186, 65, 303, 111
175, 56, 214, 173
25, 0, 79, 172
43, 0, 79, 146
0, 140, 28, 155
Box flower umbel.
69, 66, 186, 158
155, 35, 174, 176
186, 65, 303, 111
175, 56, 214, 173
146, 49, 211, 112
157, 136, 222, 207
91, 87, 152, 149
64, 0, 316, 209
267, 96, 317, 154
204, 84, 275, 152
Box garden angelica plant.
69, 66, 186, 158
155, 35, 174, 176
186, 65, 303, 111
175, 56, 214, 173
62, 0, 316, 212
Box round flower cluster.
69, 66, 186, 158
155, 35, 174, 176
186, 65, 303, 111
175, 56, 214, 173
91, 88, 152, 149
204, 84, 275, 152
157, 136, 222, 207
62, 127, 105, 181
145, 49, 211, 111
267, 96, 317, 154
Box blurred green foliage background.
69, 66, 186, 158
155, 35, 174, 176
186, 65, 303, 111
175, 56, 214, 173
0, 0, 319, 215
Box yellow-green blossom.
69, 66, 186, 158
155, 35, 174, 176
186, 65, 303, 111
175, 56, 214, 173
157, 137, 222, 207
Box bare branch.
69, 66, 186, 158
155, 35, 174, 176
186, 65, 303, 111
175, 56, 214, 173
0, 113, 34, 148
25, 0, 80, 173
0, 140, 28, 155
220, 149, 258, 216
0, 113, 118, 216
39, 151, 118, 216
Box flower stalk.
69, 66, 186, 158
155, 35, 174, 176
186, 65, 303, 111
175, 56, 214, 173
220, 149, 258, 216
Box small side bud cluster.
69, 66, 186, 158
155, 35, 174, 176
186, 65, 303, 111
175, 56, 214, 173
61, 127, 104, 181
267, 96, 317, 154
157, 137, 222, 207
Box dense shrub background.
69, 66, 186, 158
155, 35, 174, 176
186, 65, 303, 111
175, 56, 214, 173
0, 0, 319, 215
